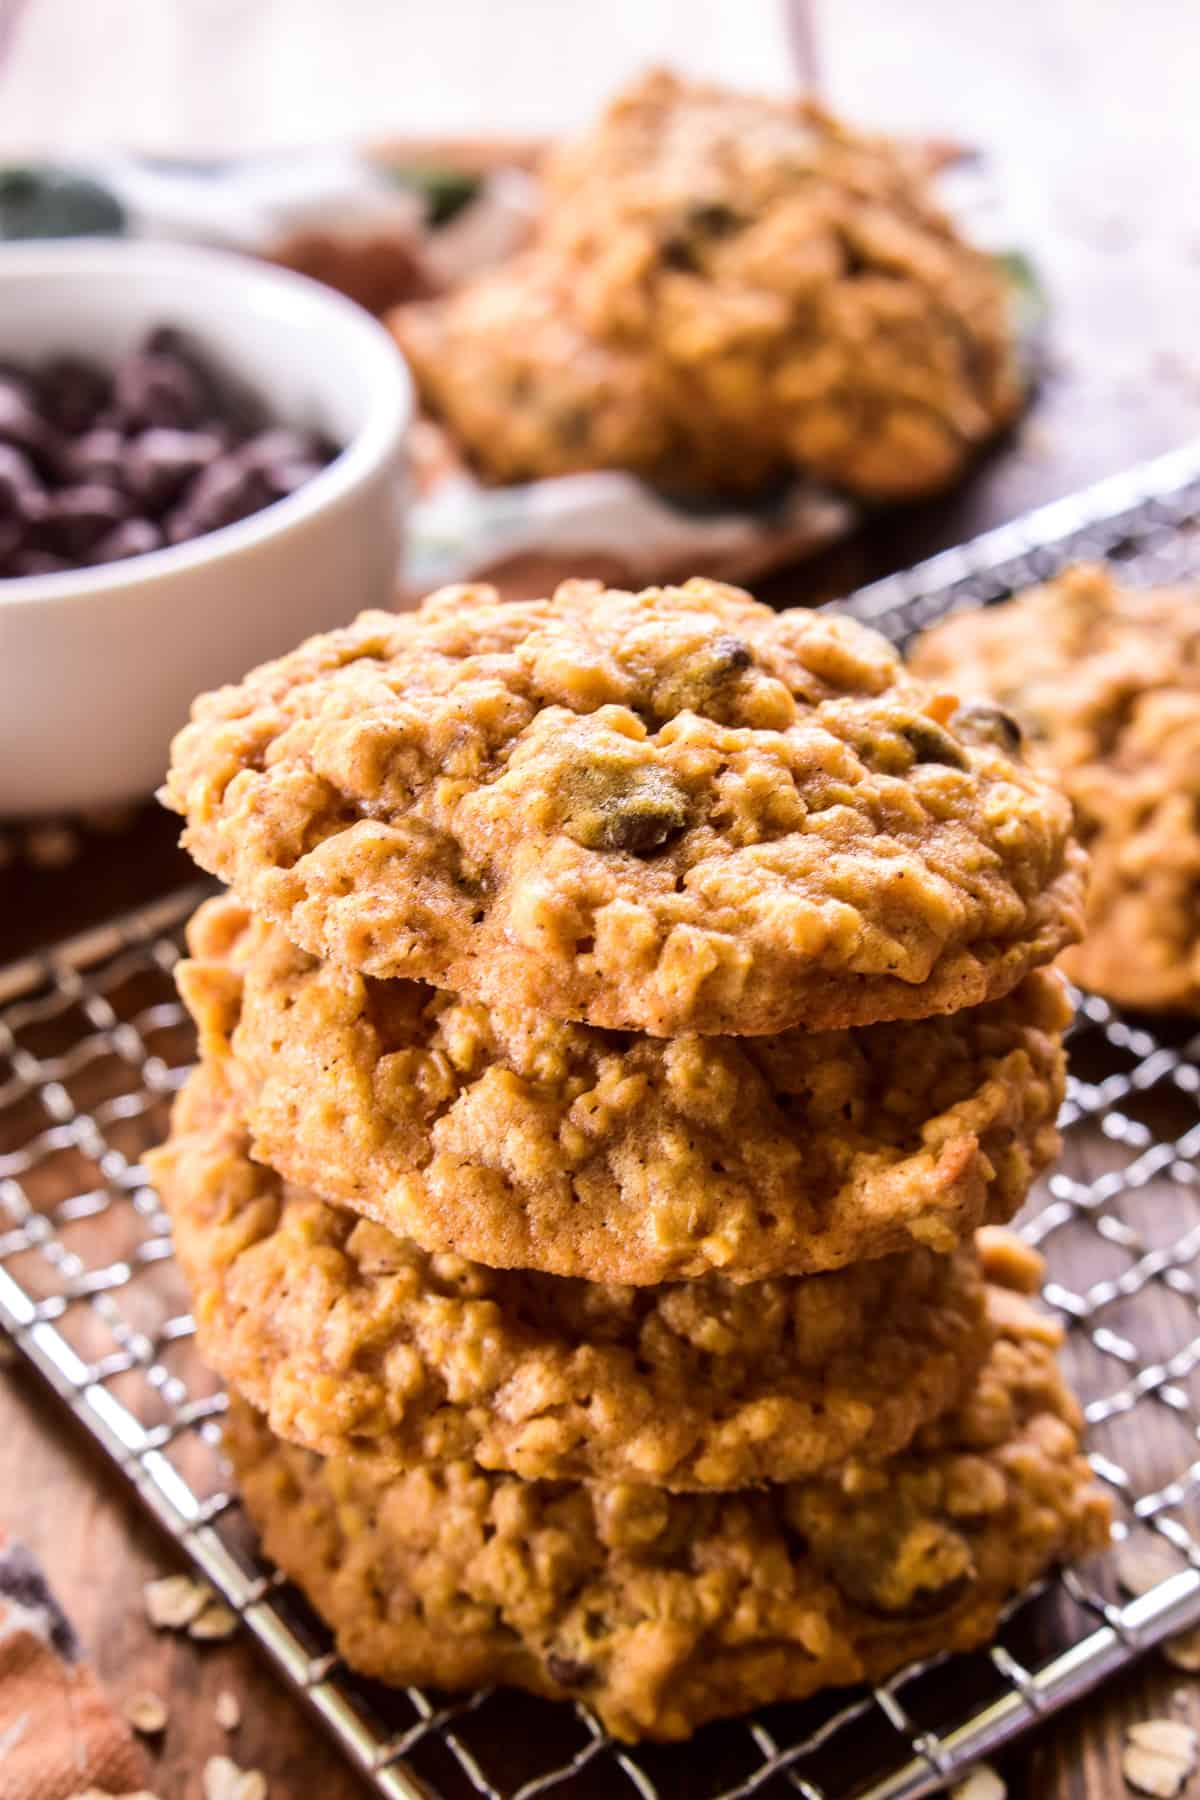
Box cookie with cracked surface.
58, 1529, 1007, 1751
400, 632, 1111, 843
392, 253, 781, 493
151, 1058, 990, 1489
224, 1244, 1111, 1742
178, 893, 1070, 1284
392, 70, 1021, 500
164, 577, 1084, 1038
912, 564, 1200, 1011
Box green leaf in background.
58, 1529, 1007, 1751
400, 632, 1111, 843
384, 162, 482, 226
997, 248, 1049, 386
0, 166, 127, 240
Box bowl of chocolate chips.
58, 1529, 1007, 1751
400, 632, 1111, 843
0, 238, 411, 814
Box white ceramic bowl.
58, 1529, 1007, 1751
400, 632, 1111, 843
0, 239, 412, 815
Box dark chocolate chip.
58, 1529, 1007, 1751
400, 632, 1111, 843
262, 458, 326, 498
90, 517, 164, 563
169, 456, 275, 538
562, 763, 691, 855
901, 717, 969, 769
821, 1517, 975, 1619
951, 701, 1025, 754
684, 201, 744, 239
41, 482, 130, 556
38, 355, 112, 434
9, 548, 70, 576
115, 350, 212, 430
0, 442, 46, 513
237, 427, 326, 471
67, 425, 127, 486
0, 380, 62, 470
126, 427, 227, 511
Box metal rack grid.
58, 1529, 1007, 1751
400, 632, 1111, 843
6, 441, 1200, 1798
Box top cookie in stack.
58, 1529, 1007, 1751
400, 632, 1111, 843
156, 577, 1107, 1739
164, 576, 1083, 1038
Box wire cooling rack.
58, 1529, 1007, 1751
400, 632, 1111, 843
6, 443, 1200, 1799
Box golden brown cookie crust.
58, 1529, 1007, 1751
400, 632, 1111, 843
178, 893, 1070, 1284
164, 579, 1084, 1039
391, 70, 1021, 500
225, 1252, 1110, 1743
152, 1059, 991, 1489
913, 564, 1200, 1012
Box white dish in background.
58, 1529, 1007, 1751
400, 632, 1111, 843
0, 239, 412, 816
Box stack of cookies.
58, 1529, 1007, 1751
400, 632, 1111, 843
152, 577, 1111, 1741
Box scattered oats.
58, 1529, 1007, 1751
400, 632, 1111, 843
124, 1689, 168, 1735
1123, 1719, 1197, 1797
204, 1755, 267, 1800
215, 1688, 241, 1730
26, 823, 78, 869
190, 1598, 239, 1641
1164, 1625, 1200, 1672
950, 1766, 1006, 1800
144, 1572, 212, 1629
1117, 1538, 1181, 1597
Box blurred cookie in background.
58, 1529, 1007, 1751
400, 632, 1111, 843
912, 563, 1200, 1012
392, 69, 1023, 500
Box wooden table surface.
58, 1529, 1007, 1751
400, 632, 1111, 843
4, 2, 1200, 1795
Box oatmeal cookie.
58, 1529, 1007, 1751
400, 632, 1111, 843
164, 578, 1084, 1038
392, 71, 1020, 501
225, 1247, 1110, 1742
913, 564, 1200, 1010
178, 893, 1069, 1283
152, 1058, 990, 1489
391, 253, 782, 492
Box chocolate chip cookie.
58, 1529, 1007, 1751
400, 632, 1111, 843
152, 1058, 991, 1489
177, 893, 1069, 1284
224, 1241, 1110, 1742
164, 578, 1084, 1037
913, 563, 1200, 1010
392, 70, 1021, 500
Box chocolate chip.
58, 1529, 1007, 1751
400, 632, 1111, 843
951, 701, 1025, 754
652, 634, 754, 719
91, 517, 163, 563
0, 327, 338, 576
901, 717, 969, 769
167, 456, 275, 539
0, 442, 46, 513
9, 548, 69, 576
237, 427, 326, 471
38, 355, 111, 434
562, 763, 690, 854
67, 425, 126, 485
0, 380, 62, 470
684, 201, 744, 239
126, 427, 227, 511
545, 1652, 593, 1688
41, 482, 129, 556
263, 459, 327, 498
822, 1516, 975, 1618
115, 349, 212, 430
